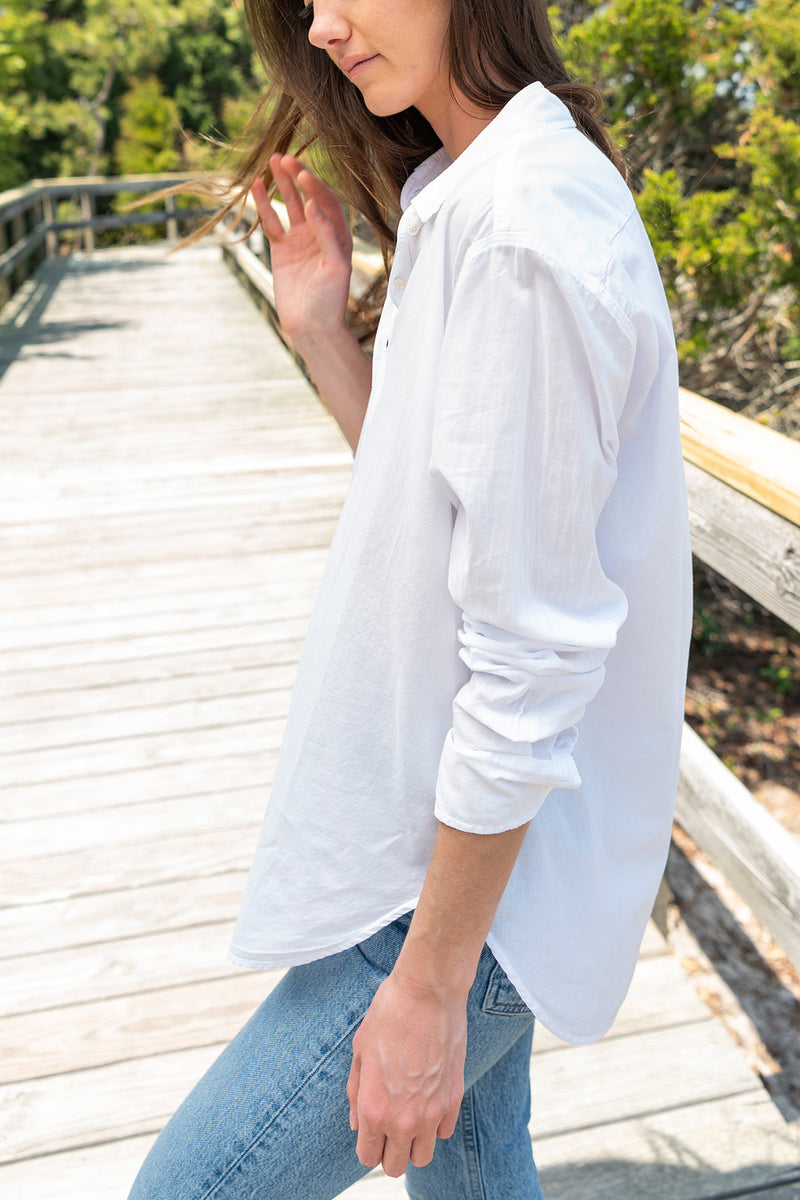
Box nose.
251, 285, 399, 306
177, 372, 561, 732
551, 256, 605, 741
307, 1, 351, 51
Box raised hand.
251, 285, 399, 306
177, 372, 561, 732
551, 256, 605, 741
251, 154, 353, 348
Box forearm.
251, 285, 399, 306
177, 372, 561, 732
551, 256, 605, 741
291, 323, 372, 453
394, 819, 530, 1001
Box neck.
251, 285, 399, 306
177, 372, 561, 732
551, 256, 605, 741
417, 82, 497, 159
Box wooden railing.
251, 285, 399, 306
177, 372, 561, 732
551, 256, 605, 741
0, 174, 214, 305
3, 174, 799, 975
677, 396, 800, 969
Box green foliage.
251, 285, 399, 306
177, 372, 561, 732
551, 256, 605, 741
692, 604, 726, 659
0, 0, 259, 183
114, 78, 181, 176
560, 0, 800, 425
759, 662, 798, 699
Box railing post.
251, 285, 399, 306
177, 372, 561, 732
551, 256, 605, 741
0, 217, 8, 309
11, 210, 25, 288
165, 193, 178, 241
80, 191, 96, 251
42, 191, 58, 258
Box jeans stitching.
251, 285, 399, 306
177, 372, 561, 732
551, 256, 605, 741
459, 1087, 487, 1200
481, 962, 531, 1016
199, 1005, 368, 1199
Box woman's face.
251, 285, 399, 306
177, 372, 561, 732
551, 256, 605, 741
306, 0, 452, 125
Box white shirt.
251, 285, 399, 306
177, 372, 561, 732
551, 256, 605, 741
230, 83, 692, 1045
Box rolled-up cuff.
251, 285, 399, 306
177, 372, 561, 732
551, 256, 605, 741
433, 729, 580, 834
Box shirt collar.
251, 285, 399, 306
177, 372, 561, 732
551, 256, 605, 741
400, 82, 576, 224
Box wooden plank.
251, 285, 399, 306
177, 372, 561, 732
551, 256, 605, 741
0, 613, 311, 677
0, 872, 248, 958
0, 688, 292, 759
680, 388, 800, 528
0, 656, 298, 724
0, 549, 320, 607
0, 715, 284, 791
0, 587, 317, 656
676, 722, 800, 974
1, 1113, 797, 1200
1, 824, 264, 907
2, 925, 251, 1017
0, 467, 345, 525
686, 460, 800, 634
0, 507, 342, 560
531, 1020, 761, 1140
0, 748, 278, 819
533, 1090, 800, 1200
0, 786, 269, 863
0, 1133, 158, 1200
0, 640, 303, 710
0, 519, 337, 579
0, 1044, 223, 1162
0, 972, 282, 1082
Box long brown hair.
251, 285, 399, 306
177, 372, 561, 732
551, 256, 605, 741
204, 0, 624, 255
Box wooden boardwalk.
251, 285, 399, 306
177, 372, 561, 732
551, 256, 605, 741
0, 242, 798, 1199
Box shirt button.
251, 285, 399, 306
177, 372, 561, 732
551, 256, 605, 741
395, 277, 406, 288
408, 223, 420, 235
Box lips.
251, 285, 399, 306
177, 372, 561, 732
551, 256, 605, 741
340, 53, 379, 77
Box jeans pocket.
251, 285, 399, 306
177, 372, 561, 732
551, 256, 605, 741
481, 959, 532, 1016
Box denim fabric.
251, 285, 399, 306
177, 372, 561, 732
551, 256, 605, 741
128, 914, 542, 1200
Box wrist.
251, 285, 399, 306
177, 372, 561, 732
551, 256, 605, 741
289, 318, 357, 362
392, 929, 480, 1006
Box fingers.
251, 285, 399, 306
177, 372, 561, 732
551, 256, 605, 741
250, 177, 286, 241
346, 1054, 360, 1132
292, 165, 352, 251
356, 1125, 390, 1173
304, 197, 351, 268
436, 1104, 460, 1142
252, 155, 351, 263
409, 1132, 438, 1169
269, 153, 305, 227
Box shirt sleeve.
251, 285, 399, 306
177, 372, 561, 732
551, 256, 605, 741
431, 237, 636, 834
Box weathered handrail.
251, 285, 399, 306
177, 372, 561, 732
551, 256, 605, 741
0, 174, 215, 302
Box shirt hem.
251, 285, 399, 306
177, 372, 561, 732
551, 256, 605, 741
228, 898, 421, 973
486, 932, 615, 1046
229, 902, 615, 1047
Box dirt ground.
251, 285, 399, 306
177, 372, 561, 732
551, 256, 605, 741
685, 563, 800, 833
669, 563, 800, 1122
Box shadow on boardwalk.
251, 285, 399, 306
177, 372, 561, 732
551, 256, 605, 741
537, 1158, 800, 1200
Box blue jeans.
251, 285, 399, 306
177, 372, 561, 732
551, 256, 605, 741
129, 913, 541, 1199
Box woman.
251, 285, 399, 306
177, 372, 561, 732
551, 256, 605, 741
129, 1, 691, 1197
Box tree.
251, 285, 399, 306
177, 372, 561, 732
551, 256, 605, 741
562, 0, 800, 430
0, 0, 259, 183
114, 77, 181, 175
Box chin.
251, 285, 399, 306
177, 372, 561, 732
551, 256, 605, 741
361, 96, 405, 118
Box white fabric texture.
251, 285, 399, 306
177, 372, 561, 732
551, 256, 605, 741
229, 83, 692, 1045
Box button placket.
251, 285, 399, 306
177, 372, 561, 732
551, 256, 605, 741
391, 207, 422, 303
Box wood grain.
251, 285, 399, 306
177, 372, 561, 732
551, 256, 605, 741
676, 722, 800, 974
686, 460, 800, 634
680, 388, 800, 527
